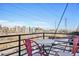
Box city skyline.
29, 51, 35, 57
0, 3, 79, 29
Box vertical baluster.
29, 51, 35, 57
18, 35, 21, 56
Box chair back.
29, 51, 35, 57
24, 39, 32, 56
71, 35, 78, 56
23, 39, 42, 56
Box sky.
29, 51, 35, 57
0, 3, 79, 29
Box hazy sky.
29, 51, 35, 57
0, 3, 79, 29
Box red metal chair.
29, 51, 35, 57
71, 35, 78, 56
23, 39, 42, 56
63, 35, 79, 56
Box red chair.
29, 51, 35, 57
23, 39, 42, 56
63, 35, 79, 56
71, 35, 78, 56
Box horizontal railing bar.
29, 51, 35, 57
5, 51, 19, 56
0, 44, 25, 51
0, 33, 43, 38
27, 36, 42, 40
32, 48, 39, 51
21, 52, 27, 56
0, 32, 69, 38
44, 32, 68, 35
0, 40, 19, 44
42, 47, 79, 53
42, 44, 79, 48
0, 36, 42, 44
55, 40, 69, 43
5, 48, 27, 56
46, 36, 67, 38
52, 47, 79, 53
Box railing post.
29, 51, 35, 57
18, 35, 21, 56
43, 33, 45, 39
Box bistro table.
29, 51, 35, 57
33, 39, 58, 56
33, 38, 73, 56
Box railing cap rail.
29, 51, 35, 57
0, 32, 43, 38
0, 32, 69, 38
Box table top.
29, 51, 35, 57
34, 39, 68, 45
34, 39, 55, 45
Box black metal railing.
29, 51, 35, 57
0, 33, 43, 56
0, 32, 78, 56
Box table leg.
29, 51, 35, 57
42, 44, 49, 56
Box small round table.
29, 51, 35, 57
33, 39, 55, 56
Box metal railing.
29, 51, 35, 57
0, 33, 43, 56
0, 32, 78, 56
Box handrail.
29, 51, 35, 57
0, 33, 43, 38
0, 32, 68, 38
